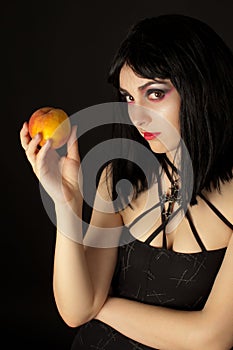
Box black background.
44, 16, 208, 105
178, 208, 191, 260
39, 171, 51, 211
3, 0, 233, 348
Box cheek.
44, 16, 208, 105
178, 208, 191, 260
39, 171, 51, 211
167, 99, 181, 130
169, 114, 180, 134
171, 109, 180, 127
154, 105, 180, 136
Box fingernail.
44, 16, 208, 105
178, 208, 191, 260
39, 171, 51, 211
45, 139, 52, 147
35, 133, 41, 139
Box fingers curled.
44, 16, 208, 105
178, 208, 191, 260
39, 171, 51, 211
25, 133, 41, 165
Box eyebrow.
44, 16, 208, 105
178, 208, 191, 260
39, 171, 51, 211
119, 80, 167, 94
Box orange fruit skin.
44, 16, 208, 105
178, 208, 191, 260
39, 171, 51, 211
28, 107, 71, 149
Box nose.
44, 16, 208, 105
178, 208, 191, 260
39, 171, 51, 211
128, 104, 152, 129
134, 119, 150, 128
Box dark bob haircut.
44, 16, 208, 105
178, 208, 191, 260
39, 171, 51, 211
106, 14, 233, 207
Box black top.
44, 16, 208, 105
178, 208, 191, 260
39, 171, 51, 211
111, 199, 229, 312
71, 192, 233, 349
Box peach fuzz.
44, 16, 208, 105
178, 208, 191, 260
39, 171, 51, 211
28, 107, 71, 149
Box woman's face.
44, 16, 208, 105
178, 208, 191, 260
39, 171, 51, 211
119, 64, 181, 153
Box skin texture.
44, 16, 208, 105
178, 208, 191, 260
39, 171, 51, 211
119, 64, 181, 154
19, 64, 233, 348
91, 65, 233, 349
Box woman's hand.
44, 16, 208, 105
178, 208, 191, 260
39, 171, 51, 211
20, 121, 82, 206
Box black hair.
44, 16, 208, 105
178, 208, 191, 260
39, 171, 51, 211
106, 14, 233, 208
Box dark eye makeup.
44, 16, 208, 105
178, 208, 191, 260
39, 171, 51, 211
145, 89, 166, 100
119, 88, 168, 102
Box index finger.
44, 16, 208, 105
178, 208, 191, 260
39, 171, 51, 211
20, 122, 31, 150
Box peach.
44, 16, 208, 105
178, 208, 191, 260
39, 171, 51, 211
28, 107, 71, 149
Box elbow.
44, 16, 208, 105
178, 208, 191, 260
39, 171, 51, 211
53, 292, 97, 328
64, 319, 81, 329
59, 310, 95, 328
55, 301, 99, 328
64, 319, 85, 329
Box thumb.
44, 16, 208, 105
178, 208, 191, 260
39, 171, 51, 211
67, 125, 80, 161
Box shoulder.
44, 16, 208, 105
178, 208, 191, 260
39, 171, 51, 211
202, 177, 233, 225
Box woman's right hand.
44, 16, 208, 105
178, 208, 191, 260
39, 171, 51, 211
20, 122, 82, 206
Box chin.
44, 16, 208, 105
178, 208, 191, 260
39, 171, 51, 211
148, 141, 168, 154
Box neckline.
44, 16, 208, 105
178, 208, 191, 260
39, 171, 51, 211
127, 232, 227, 255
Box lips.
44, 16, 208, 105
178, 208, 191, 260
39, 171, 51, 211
142, 132, 161, 140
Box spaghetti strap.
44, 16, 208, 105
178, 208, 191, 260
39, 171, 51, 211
144, 220, 168, 245
145, 206, 183, 245
199, 193, 233, 230
185, 209, 207, 251
129, 159, 183, 248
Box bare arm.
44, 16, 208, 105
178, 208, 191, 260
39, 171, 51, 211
20, 122, 123, 328
53, 202, 122, 327
96, 234, 233, 349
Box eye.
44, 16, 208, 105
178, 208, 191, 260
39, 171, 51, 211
125, 95, 134, 103
120, 92, 134, 103
147, 89, 165, 101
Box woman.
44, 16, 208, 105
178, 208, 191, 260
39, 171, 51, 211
20, 14, 233, 349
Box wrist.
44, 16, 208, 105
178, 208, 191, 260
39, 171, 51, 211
55, 201, 84, 243
54, 196, 82, 214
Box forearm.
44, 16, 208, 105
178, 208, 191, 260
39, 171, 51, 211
53, 202, 95, 327
96, 297, 219, 350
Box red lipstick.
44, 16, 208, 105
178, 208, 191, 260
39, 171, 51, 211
142, 132, 161, 140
